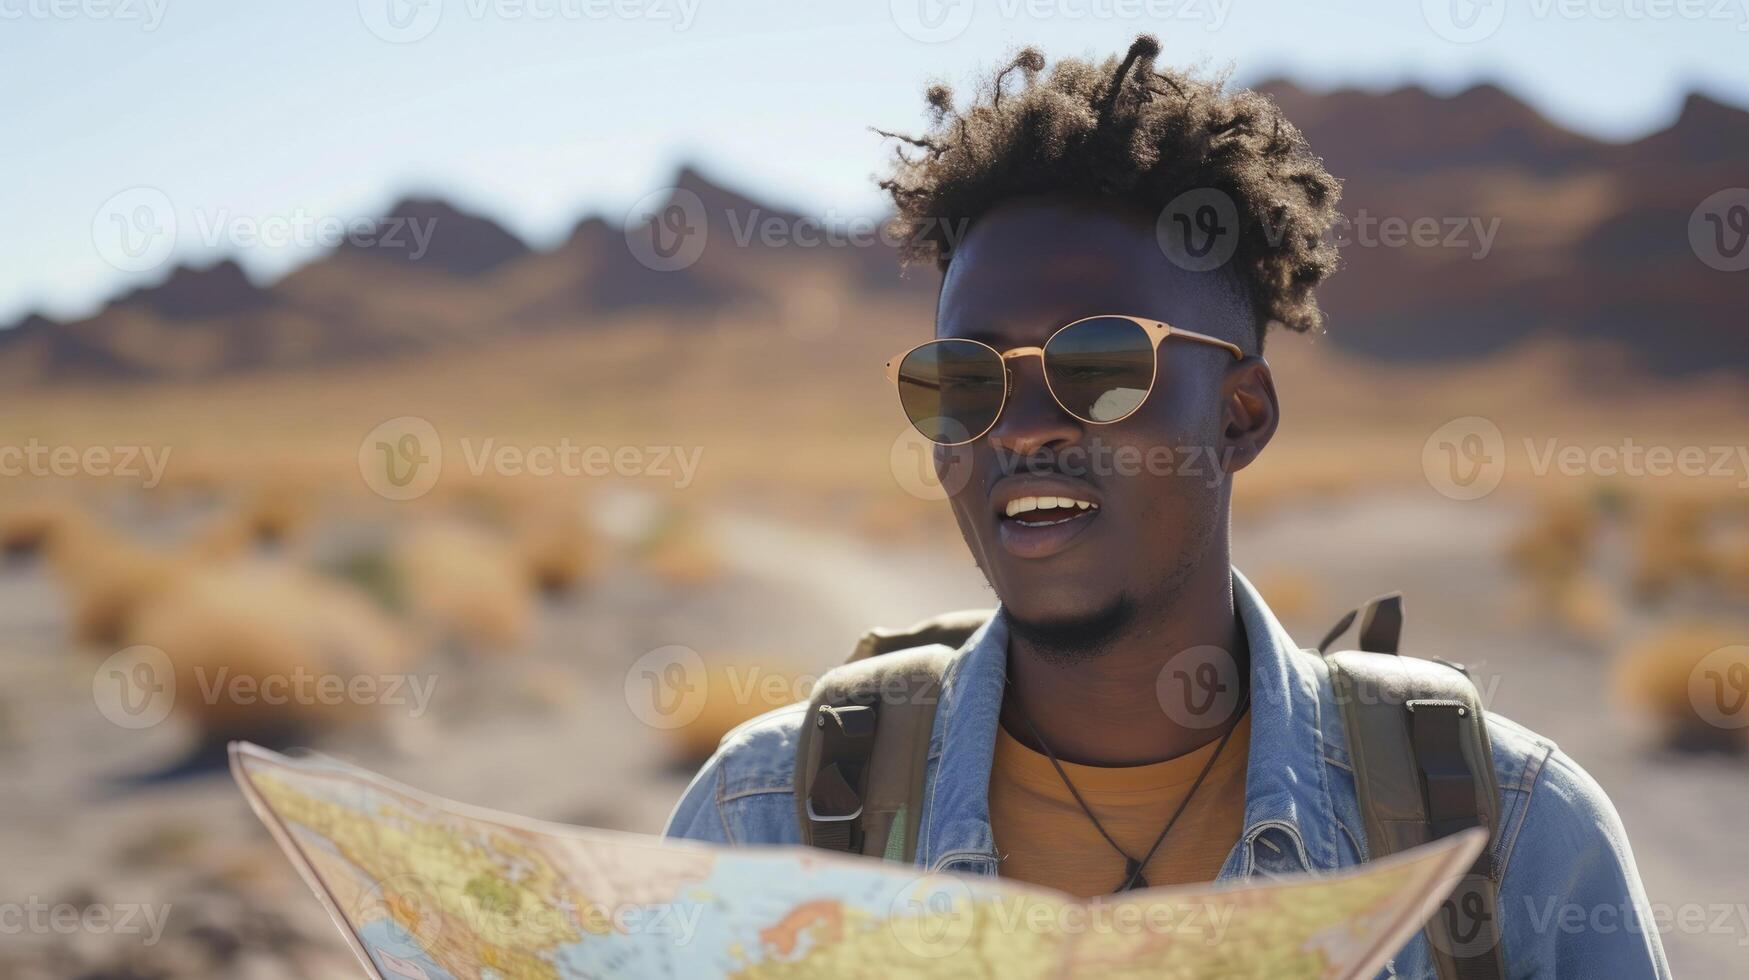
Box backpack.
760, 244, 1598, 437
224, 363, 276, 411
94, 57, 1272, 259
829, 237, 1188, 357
791, 594, 1507, 980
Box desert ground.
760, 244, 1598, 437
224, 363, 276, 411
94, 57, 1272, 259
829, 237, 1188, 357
2, 322, 1746, 978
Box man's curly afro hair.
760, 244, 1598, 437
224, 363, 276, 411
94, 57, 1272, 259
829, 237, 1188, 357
877, 36, 1342, 349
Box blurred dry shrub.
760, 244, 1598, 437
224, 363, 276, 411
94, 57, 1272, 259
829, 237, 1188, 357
1630, 496, 1712, 602
1714, 526, 1749, 602
236, 480, 317, 547
47, 516, 197, 646
512, 493, 600, 596
1546, 573, 1621, 642
662, 657, 809, 767
125, 562, 414, 741
1502, 492, 1624, 640
635, 504, 723, 587
187, 510, 258, 562
1613, 622, 1749, 754
1506, 492, 1597, 588
426, 477, 600, 596
1, 497, 85, 559
394, 519, 534, 653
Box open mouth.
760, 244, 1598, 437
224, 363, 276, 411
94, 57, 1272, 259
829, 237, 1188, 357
1002, 494, 1100, 528
991, 480, 1104, 559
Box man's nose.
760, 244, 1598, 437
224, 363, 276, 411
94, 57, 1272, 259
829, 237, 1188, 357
986, 354, 1081, 459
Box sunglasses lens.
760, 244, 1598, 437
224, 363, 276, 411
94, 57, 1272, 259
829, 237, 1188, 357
897, 340, 1006, 444
1045, 317, 1155, 423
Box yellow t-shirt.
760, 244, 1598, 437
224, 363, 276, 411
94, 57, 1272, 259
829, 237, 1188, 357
988, 715, 1251, 898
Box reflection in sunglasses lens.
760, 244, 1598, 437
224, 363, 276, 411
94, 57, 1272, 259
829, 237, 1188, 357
898, 340, 1005, 444
1045, 317, 1155, 423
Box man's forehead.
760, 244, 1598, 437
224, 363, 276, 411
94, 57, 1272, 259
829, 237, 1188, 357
935, 201, 1253, 348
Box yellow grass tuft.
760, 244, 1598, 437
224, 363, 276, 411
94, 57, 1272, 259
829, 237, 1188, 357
512, 495, 599, 596
636, 506, 724, 587
395, 520, 534, 653
186, 512, 257, 562
125, 563, 414, 740
1630, 497, 1712, 602
1613, 622, 1749, 753
0, 499, 87, 559
1506, 493, 1597, 587
1551, 574, 1621, 642
47, 519, 195, 646
1713, 533, 1749, 602
238, 481, 316, 546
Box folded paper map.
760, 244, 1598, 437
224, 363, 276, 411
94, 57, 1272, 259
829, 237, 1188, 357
231, 741, 1484, 979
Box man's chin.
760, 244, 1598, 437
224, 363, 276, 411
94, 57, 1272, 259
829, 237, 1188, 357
1000, 595, 1134, 664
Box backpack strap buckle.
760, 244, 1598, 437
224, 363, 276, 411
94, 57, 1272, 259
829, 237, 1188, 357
794, 640, 966, 863
804, 703, 877, 846
1407, 699, 1485, 842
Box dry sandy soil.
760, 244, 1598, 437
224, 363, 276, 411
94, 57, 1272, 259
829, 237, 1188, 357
2, 484, 1744, 978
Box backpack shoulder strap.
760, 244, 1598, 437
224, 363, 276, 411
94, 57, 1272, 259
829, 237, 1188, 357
794, 610, 990, 863
1322, 593, 1507, 980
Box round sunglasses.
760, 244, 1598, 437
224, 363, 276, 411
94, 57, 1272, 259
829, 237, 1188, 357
885, 314, 1244, 446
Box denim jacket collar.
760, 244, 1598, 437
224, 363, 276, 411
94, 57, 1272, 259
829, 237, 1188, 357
918, 567, 1341, 880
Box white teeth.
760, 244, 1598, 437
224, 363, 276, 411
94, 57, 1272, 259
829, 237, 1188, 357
1004, 495, 1099, 518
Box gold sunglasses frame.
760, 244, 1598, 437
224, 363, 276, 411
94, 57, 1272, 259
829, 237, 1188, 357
884, 314, 1245, 446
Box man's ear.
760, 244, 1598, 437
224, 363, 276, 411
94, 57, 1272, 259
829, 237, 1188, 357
1218, 357, 1279, 474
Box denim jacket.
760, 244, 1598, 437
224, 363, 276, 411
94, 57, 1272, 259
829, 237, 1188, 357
666, 569, 1670, 978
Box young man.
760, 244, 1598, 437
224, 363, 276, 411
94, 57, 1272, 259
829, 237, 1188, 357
667, 38, 1667, 978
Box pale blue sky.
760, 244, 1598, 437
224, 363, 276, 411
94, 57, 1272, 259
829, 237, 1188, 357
3, 0, 1745, 324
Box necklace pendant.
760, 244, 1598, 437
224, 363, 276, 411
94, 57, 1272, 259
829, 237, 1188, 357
1116, 858, 1146, 893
